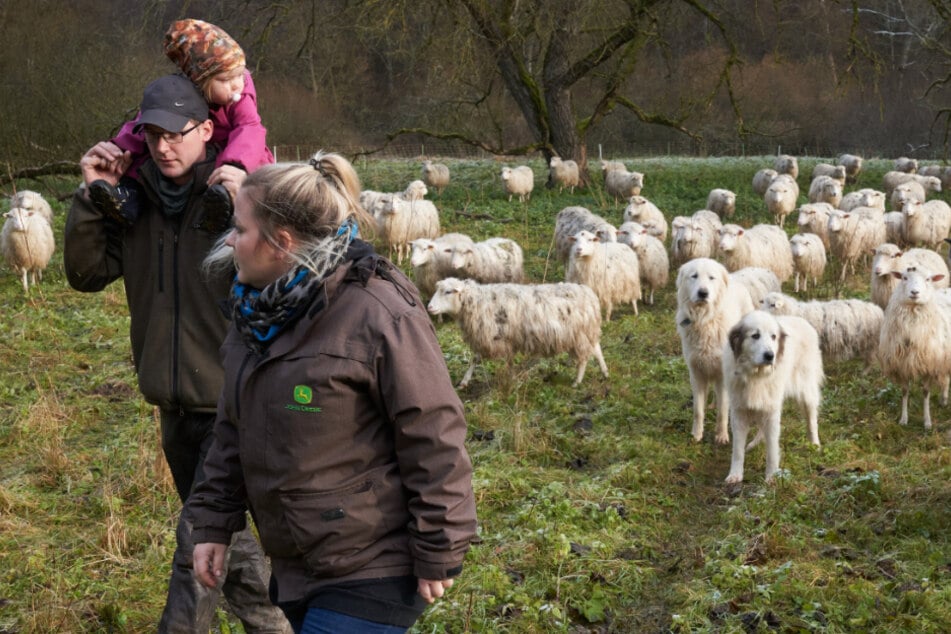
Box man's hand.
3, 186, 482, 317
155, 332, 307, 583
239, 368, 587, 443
79, 142, 132, 188
417, 577, 455, 604
193, 542, 228, 589
207, 165, 247, 201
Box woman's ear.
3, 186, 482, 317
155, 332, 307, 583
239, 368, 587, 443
272, 228, 296, 259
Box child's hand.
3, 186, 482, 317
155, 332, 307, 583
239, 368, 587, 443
80, 142, 132, 187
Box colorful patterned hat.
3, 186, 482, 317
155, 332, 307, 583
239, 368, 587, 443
164, 19, 246, 85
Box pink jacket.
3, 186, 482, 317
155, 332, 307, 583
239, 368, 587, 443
113, 70, 274, 178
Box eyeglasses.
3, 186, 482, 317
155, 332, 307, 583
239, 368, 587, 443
144, 123, 201, 145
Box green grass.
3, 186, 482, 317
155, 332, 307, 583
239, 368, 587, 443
1, 157, 950, 633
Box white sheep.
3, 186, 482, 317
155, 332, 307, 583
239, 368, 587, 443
836, 153, 864, 183
600, 160, 627, 179
717, 223, 794, 283
789, 233, 827, 292
729, 266, 781, 307
448, 237, 524, 284
421, 160, 450, 195
878, 266, 951, 429
890, 180, 927, 212
869, 243, 950, 310
774, 154, 799, 179
883, 211, 907, 247
622, 195, 668, 242
427, 277, 609, 387
553, 206, 617, 262
566, 230, 641, 321
500, 165, 535, 202
548, 157, 581, 194
811, 163, 847, 185
671, 209, 723, 266
379, 195, 440, 264
840, 188, 887, 213
894, 157, 919, 174
409, 233, 475, 299
10, 190, 53, 225
796, 202, 835, 250
752, 168, 778, 197
807, 175, 843, 208
706, 188, 736, 219
918, 164, 951, 190
604, 164, 644, 204
2, 205, 55, 293
827, 208, 887, 281
616, 221, 669, 305
761, 292, 883, 365
765, 174, 800, 226
901, 198, 951, 251
882, 171, 942, 198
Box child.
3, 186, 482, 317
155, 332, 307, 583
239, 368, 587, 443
89, 18, 273, 232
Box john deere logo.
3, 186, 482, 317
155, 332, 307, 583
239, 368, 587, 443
293, 385, 313, 404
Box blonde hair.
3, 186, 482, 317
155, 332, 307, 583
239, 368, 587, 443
203, 151, 376, 276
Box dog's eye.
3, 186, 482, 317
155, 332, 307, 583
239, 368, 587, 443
752, 333, 760, 340
771, 334, 778, 340
691, 273, 698, 279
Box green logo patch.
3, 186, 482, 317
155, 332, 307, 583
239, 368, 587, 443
293, 385, 313, 404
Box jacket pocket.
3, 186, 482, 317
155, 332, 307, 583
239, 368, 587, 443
278, 469, 401, 577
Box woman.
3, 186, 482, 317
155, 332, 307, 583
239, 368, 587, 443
188, 152, 477, 633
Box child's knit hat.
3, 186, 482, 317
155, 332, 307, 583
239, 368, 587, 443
164, 19, 246, 85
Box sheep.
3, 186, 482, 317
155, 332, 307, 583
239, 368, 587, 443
890, 180, 927, 213
622, 195, 668, 242
553, 206, 617, 262
421, 160, 450, 195
894, 157, 919, 173
600, 160, 627, 180
361, 180, 427, 224
717, 223, 794, 283
672, 210, 723, 266
616, 221, 669, 304
789, 233, 827, 292
604, 163, 644, 204
918, 164, 951, 190
901, 198, 951, 251
548, 157, 581, 194
811, 163, 847, 185
379, 195, 440, 264
807, 175, 843, 208
10, 190, 53, 225
870, 243, 950, 310
448, 237, 524, 284
774, 154, 799, 179
427, 277, 609, 387
706, 188, 736, 219
500, 165, 535, 202
882, 171, 942, 198
565, 230, 641, 321
752, 168, 778, 197
883, 212, 907, 248
827, 208, 887, 281
840, 188, 887, 213
729, 266, 781, 307
765, 174, 800, 226
761, 292, 883, 365
878, 266, 951, 429
2, 205, 55, 293
409, 233, 475, 299
837, 153, 864, 183
796, 202, 835, 250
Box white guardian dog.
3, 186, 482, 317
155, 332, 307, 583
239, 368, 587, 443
675, 258, 762, 444
723, 310, 824, 484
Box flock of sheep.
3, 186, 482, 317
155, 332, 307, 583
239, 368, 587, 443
355, 153, 951, 473
6, 151, 951, 468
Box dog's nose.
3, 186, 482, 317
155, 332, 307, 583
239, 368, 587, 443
763, 351, 774, 363
697, 288, 708, 299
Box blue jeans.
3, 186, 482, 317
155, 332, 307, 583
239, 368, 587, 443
293, 608, 408, 634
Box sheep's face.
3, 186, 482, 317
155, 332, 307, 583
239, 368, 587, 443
409, 240, 436, 267
902, 199, 922, 216
4, 208, 31, 232
827, 212, 846, 233
872, 247, 902, 277
797, 208, 816, 228
570, 231, 599, 259
428, 279, 465, 315
450, 246, 475, 271
717, 227, 742, 253
760, 293, 785, 313
895, 268, 940, 305
789, 236, 810, 259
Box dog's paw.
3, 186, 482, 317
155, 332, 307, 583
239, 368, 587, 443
691, 433, 704, 443
715, 433, 730, 445
724, 473, 743, 484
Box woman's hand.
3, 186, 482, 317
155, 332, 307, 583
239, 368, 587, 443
417, 577, 455, 604
193, 542, 228, 588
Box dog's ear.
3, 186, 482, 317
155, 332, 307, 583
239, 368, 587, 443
720, 267, 729, 287
728, 323, 744, 358
777, 327, 787, 361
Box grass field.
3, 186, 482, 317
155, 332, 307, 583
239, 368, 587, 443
1, 155, 950, 633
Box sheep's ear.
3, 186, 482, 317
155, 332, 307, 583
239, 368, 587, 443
728, 324, 745, 358
592, 235, 601, 243
737, 229, 745, 236
891, 271, 903, 279
640, 228, 648, 235
933, 274, 946, 283
568, 236, 577, 243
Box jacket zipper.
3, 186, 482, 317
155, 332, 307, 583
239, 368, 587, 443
171, 231, 181, 405
157, 235, 165, 292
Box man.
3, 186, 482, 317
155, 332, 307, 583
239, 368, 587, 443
64, 74, 290, 634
